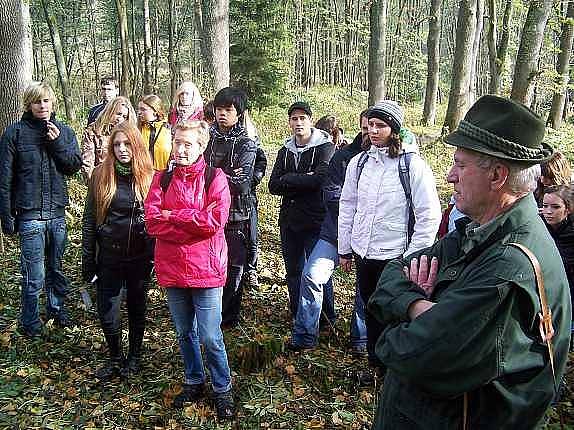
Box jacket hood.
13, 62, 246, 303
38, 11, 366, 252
284, 127, 332, 153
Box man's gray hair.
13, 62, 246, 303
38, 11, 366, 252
476, 154, 541, 195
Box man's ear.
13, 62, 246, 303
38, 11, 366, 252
490, 163, 510, 191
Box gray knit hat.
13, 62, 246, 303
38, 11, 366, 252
368, 100, 404, 133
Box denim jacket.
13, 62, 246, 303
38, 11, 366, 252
369, 194, 571, 429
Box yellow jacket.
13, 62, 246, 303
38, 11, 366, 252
140, 120, 172, 170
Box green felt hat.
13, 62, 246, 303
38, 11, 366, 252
445, 95, 554, 165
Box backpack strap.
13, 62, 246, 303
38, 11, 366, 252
160, 163, 217, 195
355, 151, 369, 183
508, 242, 557, 393
398, 152, 415, 248
203, 165, 216, 194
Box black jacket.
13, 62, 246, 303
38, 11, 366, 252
0, 112, 81, 234
82, 172, 153, 281
320, 131, 364, 245
252, 146, 267, 193
205, 123, 257, 223
545, 215, 574, 289
268, 128, 335, 231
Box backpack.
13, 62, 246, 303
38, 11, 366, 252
356, 151, 415, 247
160, 162, 217, 196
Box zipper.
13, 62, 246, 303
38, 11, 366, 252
126, 194, 136, 257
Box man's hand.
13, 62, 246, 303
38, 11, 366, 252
340, 256, 353, 272
403, 255, 438, 297
46, 121, 60, 141
161, 210, 171, 220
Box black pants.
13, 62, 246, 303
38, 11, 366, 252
246, 197, 259, 273
96, 263, 151, 358
354, 255, 389, 368
222, 221, 248, 325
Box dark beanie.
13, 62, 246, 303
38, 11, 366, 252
368, 100, 404, 134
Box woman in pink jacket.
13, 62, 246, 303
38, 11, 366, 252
144, 120, 235, 421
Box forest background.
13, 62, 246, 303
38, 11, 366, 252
1, 0, 574, 428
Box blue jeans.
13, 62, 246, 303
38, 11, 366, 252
292, 239, 337, 346
350, 281, 368, 349
166, 287, 232, 393
18, 217, 69, 332
280, 225, 324, 318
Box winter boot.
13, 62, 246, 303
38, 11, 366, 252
173, 383, 205, 408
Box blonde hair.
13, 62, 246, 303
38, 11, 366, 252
172, 81, 202, 109
173, 120, 210, 152
139, 94, 166, 121
541, 152, 572, 186
22, 82, 57, 112
92, 96, 136, 136
90, 122, 153, 225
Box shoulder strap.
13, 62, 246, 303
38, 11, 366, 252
355, 151, 369, 183
160, 160, 176, 193
398, 152, 415, 247
508, 242, 557, 393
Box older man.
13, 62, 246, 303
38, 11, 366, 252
369, 95, 571, 429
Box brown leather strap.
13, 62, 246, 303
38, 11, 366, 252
509, 242, 557, 391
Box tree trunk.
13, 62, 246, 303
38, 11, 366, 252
0, 0, 32, 133
443, 0, 478, 133
548, 0, 574, 129
368, 0, 387, 105
168, 0, 177, 101
195, 0, 230, 92
143, 0, 152, 94
468, 0, 484, 104
87, 0, 99, 94
510, 0, 553, 106
115, 0, 131, 96
422, 0, 442, 125
40, 0, 75, 122
130, 0, 139, 96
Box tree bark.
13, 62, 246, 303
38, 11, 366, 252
443, 0, 478, 133
368, 0, 387, 105
548, 0, 574, 129
0, 0, 32, 133
468, 0, 484, 104
422, 0, 443, 125
510, 0, 553, 106
143, 0, 152, 94
168, 0, 177, 101
115, 0, 131, 96
194, 0, 230, 92
40, 0, 75, 122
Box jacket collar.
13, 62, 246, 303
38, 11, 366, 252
174, 155, 206, 177
21, 111, 56, 128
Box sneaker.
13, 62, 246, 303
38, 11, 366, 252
173, 383, 205, 408
285, 339, 315, 352
95, 357, 123, 382
245, 270, 259, 289
48, 311, 74, 328
213, 390, 235, 421
18, 325, 42, 339
350, 344, 368, 358
120, 355, 141, 379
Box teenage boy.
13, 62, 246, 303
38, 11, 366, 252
268, 101, 335, 321
205, 87, 257, 328
87, 77, 119, 125
0, 82, 82, 337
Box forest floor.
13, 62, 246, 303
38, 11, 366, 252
2, 87, 574, 429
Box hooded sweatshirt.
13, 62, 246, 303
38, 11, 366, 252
268, 127, 335, 232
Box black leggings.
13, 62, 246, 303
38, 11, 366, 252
96, 265, 151, 357
354, 255, 389, 368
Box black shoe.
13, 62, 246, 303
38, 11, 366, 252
95, 357, 123, 382
173, 383, 205, 408
355, 368, 375, 386
18, 325, 42, 339
213, 390, 235, 421
120, 355, 141, 379
48, 311, 74, 328
350, 344, 368, 358
285, 339, 315, 352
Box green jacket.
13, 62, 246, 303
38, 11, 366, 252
369, 194, 571, 429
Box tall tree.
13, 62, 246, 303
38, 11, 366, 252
443, 0, 478, 132
510, 0, 553, 105
422, 0, 443, 125
142, 0, 152, 94
115, 0, 131, 96
486, 0, 513, 94
468, 0, 484, 104
548, 0, 574, 129
368, 0, 387, 105
40, 0, 75, 122
168, 0, 177, 101
194, 0, 230, 92
0, 0, 32, 133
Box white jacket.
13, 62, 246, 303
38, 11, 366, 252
338, 143, 441, 260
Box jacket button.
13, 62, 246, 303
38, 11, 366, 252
447, 269, 457, 277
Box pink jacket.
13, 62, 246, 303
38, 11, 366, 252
144, 156, 231, 288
